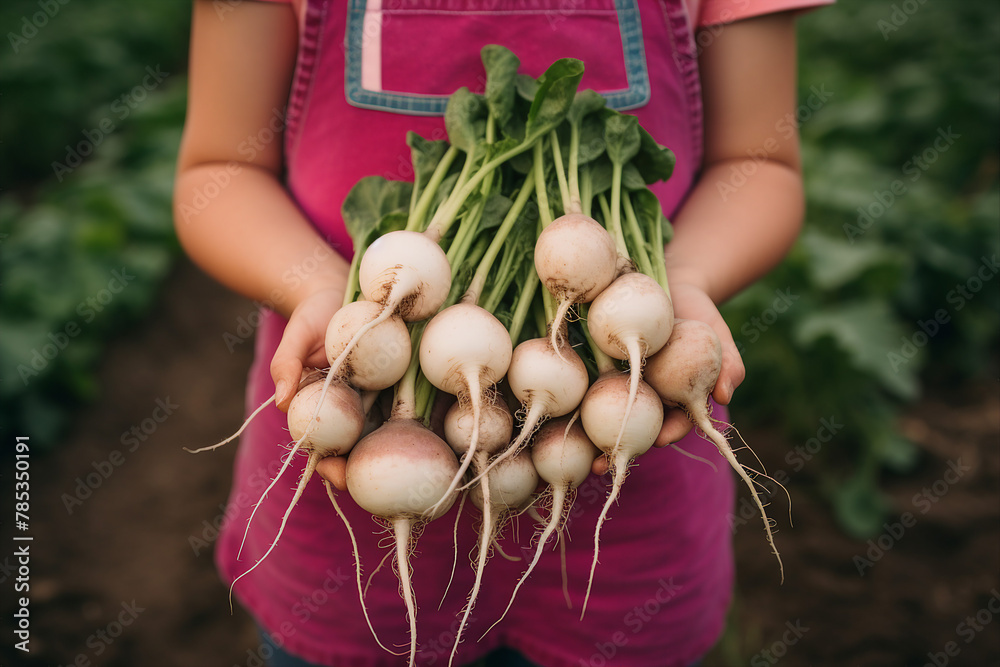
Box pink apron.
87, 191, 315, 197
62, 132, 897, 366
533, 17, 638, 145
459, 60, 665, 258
217, 2, 734, 665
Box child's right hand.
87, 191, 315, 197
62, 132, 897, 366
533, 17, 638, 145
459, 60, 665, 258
270, 287, 344, 412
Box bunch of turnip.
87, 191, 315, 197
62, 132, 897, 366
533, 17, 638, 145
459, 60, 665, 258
189, 45, 782, 666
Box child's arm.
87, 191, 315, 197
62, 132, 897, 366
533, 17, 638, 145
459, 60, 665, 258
174, 1, 347, 410
655, 11, 806, 446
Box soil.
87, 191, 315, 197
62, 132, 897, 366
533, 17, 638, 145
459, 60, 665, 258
1, 260, 997, 667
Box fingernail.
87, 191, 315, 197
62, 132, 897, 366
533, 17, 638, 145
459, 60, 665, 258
720, 380, 733, 403
275, 380, 289, 404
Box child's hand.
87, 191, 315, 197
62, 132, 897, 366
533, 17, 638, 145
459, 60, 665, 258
652, 281, 745, 450
271, 288, 344, 412
317, 456, 348, 491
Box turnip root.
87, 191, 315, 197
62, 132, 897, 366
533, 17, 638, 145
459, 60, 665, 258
439, 394, 513, 609
450, 450, 538, 666
323, 231, 450, 389
359, 230, 452, 323
419, 302, 513, 517
644, 318, 783, 581
485, 415, 599, 637
587, 271, 673, 453
579, 372, 663, 618
346, 418, 461, 667
534, 213, 618, 353
469, 337, 589, 485
184, 369, 324, 455
230, 377, 365, 599
324, 300, 411, 391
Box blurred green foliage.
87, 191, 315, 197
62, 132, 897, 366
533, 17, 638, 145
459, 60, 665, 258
722, 0, 1000, 537
0, 0, 997, 540
0, 1, 192, 442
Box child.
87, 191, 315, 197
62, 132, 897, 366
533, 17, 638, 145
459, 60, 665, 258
174, 1, 831, 665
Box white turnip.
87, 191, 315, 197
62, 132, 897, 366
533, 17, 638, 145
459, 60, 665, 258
419, 302, 513, 517
345, 417, 461, 667
534, 213, 618, 353
579, 372, 663, 617
644, 318, 783, 580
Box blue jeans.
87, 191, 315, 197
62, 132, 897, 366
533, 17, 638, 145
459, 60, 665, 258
259, 629, 700, 667
258, 629, 540, 667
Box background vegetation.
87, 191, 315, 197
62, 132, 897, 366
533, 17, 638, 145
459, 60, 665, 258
1, 0, 997, 540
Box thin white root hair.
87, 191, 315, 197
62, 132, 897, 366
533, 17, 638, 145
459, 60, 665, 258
480, 485, 567, 640
229, 450, 317, 613
237, 438, 305, 560
669, 443, 718, 472
492, 539, 521, 562
693, 409, 784, 583
449, 472, 492, 666
426, 374, 483, 519
462, 400, 546, 490
612, 337, 645, 455
548, 300, 575, 362
324, 482, 402, 655
185, 394, 275, 453
365, 549, 394, 597
438, 491, 468, 610
708, 413, 767, 474
581, 454, 629, 620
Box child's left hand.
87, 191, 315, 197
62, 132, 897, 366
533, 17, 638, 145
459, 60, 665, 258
271, 288, 345, 412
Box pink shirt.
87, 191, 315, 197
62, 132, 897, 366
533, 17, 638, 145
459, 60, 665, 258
215, 2, 829, 666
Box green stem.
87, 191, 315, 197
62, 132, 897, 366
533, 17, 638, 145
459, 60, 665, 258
580, 168, 593, 218
579, 304, 617, 375
407, 145, 460, 232
653, 211, 670, 300
549, 129, 571, 215
395, 321, 427, 423
508, 269, 539, 346
342, 238, 367, 308
533, 296, 549, 342
567, 122, 582, 215
533, 141, 554, 229
622, 190, 655, 278
608, 163, 630, 260
425, 136, 543, 242
446, 195, 485, 268
466, 167, 537, 305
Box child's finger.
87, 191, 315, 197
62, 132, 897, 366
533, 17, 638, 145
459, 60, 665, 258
316, 455, 348, 491
654, 408, 694, 447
